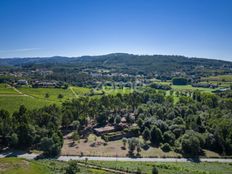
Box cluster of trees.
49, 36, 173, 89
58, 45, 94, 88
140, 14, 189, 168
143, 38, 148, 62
60, 88, 232, 156
1, 86, 232, 157
135, 90, 232, 156
172, 77, 188, 85
150, 83, 171, 90
0, 105, 63, 156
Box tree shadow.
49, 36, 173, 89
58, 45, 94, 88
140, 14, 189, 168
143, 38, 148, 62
68, 141, 76, 147
121, 146, 126, 150
182, 153, 201, 163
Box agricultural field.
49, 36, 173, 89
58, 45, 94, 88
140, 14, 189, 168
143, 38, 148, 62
158, 81, 219, 93
18, 87, 77, 101
0, 158, 50, 174
1, 157, 232, 174
0, 84, 20, 95
201, 75, 232, 82
0, 158, 111, 174
71, 86, 91, 96
200, 75, 232, 88
171, 85, 217, 92
0, 84, 134, 113
101, 86, 134, 95
87, 160, 232, 174
0, 96, 55, 114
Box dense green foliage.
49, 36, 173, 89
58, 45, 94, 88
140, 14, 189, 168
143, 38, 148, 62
172, 77, 188, 85
65, 160, 80, 174
1, 87, 232, 156
0, 105, 63, 156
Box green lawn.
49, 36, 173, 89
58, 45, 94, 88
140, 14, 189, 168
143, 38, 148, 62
87, 160, 232, 174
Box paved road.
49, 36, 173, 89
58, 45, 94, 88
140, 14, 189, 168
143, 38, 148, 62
1, 152, 232, 163
58, 156, 232, 163
0, 151, 38, 160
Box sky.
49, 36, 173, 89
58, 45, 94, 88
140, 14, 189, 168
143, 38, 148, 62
0, 0, 231, 61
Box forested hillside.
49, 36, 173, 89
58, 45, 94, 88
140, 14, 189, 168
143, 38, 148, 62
1, 53, 231, 75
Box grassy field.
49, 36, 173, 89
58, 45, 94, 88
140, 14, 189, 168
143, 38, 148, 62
201, 75, 232, 82
18, 87, 76, 102
2, 157, 232, 174
62, 134, 219, 158
71, 86, 91, 96
87, 160, 232, 174
171, 85, 217, 92
0, 158, 110, 174
0, 84, 92, 113
0, 84, 134, 113
102, 87, 133, 95
0, 96, 55, 114
0, 84, 20, 95
0, 158, 50, 174
158, 82, 218, 93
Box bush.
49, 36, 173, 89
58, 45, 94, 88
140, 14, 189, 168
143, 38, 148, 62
161, 143, 172, 152
129, 126, 140, 136
152, 166, 159, 174
58, 94, 64, 99
65, 160, 80, 174
150, 83, 171, 90
45, 93, 50, 98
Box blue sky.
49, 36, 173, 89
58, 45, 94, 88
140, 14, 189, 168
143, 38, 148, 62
0, 0, 231, 60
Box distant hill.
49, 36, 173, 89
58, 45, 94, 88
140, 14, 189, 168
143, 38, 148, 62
0, 53, 231, 76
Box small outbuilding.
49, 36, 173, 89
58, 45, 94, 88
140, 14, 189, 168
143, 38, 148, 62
94, 126, 116, 136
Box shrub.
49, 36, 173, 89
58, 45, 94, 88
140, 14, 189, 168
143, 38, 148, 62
65, 160, 80, 174
161, 143, 172, 152
152, 166, 159, 174
58, 94, 64, 99
45, 93, 50, 98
